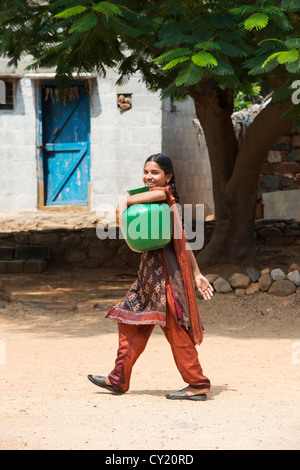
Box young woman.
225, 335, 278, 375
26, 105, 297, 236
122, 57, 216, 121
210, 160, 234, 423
88, 154, 213, 400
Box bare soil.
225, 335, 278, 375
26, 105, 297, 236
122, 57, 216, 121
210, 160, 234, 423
0, 265, 299, 450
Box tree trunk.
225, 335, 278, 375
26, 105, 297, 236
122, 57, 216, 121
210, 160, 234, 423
188, 80, 293, 269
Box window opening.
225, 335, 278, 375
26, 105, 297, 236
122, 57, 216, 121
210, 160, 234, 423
0, 80, 14, 110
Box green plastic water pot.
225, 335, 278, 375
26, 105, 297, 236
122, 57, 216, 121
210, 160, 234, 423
121, 187, 172, 253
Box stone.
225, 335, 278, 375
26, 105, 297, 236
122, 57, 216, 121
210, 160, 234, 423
73, 302, 96, 313
0, 261, 7, 273
276, 161, 300, 173
229, 273, 251, 289
24, 260, 48, 273
258, 226, 283, 238
287, 270, 300, 286
268, 280, 296, 296
266, 150, 282, 163
6, 260, 24, 273
40, 285, 55, 292
246, 283, 260, 295
291, 135, 300, 148
288, 263, 300, 273
288, 149, 300, 162
246, 267, 261, 282
273, 135, 291, 147
0, 246, 14, 260
205, 273, 219, 283
262, 190, 300, 221
260, 163, 276, 175
261, 268, 270, 274
235, 288, 245, 297
15, 244, 51, 260
260, 175, 280, 189
259, 273, 273, 291
270, 268, 286, 281
213, 277, 232, 293
280, 175, 294, 187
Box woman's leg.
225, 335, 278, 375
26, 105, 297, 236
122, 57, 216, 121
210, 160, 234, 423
161, 285, 210, 393
108, 322, 154, 393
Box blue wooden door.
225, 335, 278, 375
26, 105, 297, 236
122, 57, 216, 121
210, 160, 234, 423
41, 83, 91, 206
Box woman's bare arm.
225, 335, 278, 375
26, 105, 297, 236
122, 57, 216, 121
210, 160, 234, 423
116, 190, 166, 225
188, 249, 214, 301
127, 190, 167, 206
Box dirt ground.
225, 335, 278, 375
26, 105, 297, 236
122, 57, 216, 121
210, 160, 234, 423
0, 264, 299, 451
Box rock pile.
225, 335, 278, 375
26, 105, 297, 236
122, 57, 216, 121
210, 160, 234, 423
205, 264, 300, 297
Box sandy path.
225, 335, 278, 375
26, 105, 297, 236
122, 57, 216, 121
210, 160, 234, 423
0, 286, 299, 451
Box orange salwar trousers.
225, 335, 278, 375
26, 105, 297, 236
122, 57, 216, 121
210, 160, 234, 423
108, 285, 210, 393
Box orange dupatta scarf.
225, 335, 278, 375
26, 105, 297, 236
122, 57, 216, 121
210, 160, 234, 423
150, 186, 203, 345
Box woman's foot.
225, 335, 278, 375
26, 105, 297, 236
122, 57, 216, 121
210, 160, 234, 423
87, 375, 123, 395
183, 386, 210, 397
166, 385, 210, 401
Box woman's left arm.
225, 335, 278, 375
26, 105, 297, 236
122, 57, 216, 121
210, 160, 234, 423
188, 249, 214, 301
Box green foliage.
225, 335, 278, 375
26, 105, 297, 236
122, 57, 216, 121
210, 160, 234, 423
54, 6, 88, 19
0, 0, 299, 123
244, 13, 270, 31
92, 2, 122, 18
175, 62, 204, 86
234, 83, 262, 112
68, 13, 97, 33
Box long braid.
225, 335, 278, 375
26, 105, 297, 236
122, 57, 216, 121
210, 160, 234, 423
170, 175, 180, 204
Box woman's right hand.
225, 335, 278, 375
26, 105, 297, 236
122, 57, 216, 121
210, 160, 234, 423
115, 197, 128, 226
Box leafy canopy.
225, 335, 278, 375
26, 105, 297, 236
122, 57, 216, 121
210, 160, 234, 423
0, 0, 299, 120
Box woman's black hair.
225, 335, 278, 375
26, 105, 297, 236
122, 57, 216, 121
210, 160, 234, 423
145, 153, 180, 203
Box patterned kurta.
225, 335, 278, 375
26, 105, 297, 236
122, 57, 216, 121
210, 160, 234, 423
106, 243, 191, 330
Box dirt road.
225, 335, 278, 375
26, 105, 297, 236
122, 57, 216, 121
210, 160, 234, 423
0, 267, 299, 450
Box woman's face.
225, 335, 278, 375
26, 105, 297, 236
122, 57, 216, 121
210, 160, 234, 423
143, 161, 172, 188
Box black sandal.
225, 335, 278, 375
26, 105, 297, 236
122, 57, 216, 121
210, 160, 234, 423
87, 375, 123, 395
166, 389, 207, 401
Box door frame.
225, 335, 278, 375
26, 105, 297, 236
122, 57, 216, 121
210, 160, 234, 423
36, 80, 91, 211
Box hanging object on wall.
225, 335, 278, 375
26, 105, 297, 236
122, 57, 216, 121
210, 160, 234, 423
43, 85, 82, 105
117, 93, 132, 112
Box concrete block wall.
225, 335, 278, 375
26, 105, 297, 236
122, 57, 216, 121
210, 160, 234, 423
0, 78, 38, 210
90, 70, 163, 215
0, 60, 163, 215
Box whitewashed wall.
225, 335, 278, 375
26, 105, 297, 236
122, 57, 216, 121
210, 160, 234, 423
0, 60, 163, 214
90, 69, 163, 211
0, 77, 38, 210
0, 58, 214, 219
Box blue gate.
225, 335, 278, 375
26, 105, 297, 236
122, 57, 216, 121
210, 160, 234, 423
39, 82, 91, 206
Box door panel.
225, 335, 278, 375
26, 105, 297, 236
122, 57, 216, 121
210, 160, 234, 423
41, 84, 91, 206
